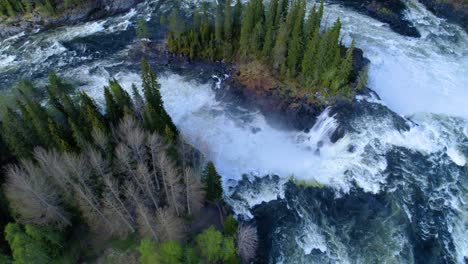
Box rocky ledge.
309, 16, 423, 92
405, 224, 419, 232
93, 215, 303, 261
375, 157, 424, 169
418, 0, 467, 32
330, 0, 421, 37
0, 0, 143, 38
218, 47, 370, 133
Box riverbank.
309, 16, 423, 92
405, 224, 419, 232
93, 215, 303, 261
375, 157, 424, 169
0, 0, 143, 38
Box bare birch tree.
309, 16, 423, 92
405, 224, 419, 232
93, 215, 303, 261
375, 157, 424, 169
62, 152, 111, 230
125, 183, 158, 240
4, 162, 70, 228
135, 162, 159, 209
155, 207, 186, 242
236, 224, 259, 263
103, 176, 135, 235
115, 116, 146, 163
183, 167, 205, 216
147, 133, 163, 191
164, 158, 184, 216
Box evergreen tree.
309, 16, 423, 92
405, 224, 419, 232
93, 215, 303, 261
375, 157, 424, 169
5, 224, 63, 264
215, 1, 224, 44
274, 0, 289, 25
262, 0, 278, 58
286, 0, 306, 77
141, 58, 177, 138
104, 87, 121, 124
233, 0, 243, 39
224, 0, 233, 58
301, 27, 321, 85
272, 20, 288, 71
203, 162, 223, 202
1, 107, 35, 158
239, 0, 255, 58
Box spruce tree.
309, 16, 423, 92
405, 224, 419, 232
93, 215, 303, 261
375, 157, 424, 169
224, 0, 233, 58
286, 0, 306, 77
275, 0, 289, 25
272, 20, 288, 71
215, 2, 224, 44
302, 27, 321, 85
305, 4, 317, 38
233, 0, 243, 39
239, 0, 255, 58
104, 87, 121, 124
203, 162, 223, 202
262, 0, 278, 58
141, 58, 177, 137
1, 107, 34, 158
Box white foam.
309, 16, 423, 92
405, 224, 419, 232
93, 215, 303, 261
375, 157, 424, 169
314, 0, 468, 119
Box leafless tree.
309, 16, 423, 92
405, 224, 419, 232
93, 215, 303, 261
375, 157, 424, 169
183, 167, 205, 216
155, 207, 186, 242
34, 148, 69, 192
236, 224, 259, 263
125, 183, 158, 240
147, 133, 163, 191
4, 161, 70, 228
62, 152, 111, 230
164, 158, 184, 216
115, 116, 146, 163
101, 175, 136, 236
135, 162, 159, 209
115, 143, 137, 177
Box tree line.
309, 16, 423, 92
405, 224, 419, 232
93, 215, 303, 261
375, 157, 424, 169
0, 0, 87, 17
0, 59, 258, 263
167, 0, 366, 100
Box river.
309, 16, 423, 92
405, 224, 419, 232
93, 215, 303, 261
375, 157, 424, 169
0, 0, 466, 263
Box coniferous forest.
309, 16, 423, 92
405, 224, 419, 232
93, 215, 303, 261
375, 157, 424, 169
167, 0, 366, 101
0, 0, 88, 17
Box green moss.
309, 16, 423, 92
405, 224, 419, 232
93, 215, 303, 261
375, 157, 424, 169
290, 177, 325, 188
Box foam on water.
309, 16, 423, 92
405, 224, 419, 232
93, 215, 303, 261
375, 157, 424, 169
312, 0, 468, 119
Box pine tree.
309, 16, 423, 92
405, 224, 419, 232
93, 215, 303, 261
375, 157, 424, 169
272, 20, 288, 71
1, 107, 35, 158
239, 0, 255, 58
48, 118, 71, 152
275, 0, 289, 25
233, 0, 243, 39
215, 2, 224, 44
262, 0, 278, 58
104, 87, 121, 124
140, 58, 177, 137
250, 0, 265, 56
203, 162, 223, 202
224, 0, 233, 58
286, 0, 306, 77
301, 27, 320, 85
305, 4, 317, 38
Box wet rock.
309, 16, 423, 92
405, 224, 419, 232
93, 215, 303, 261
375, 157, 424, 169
329, 0, 421, 37
418, 0, 468, 32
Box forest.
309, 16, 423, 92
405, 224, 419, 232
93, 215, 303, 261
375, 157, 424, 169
0, 0, 86, 17
166, 0, 366, 101
0, 59, 257, 263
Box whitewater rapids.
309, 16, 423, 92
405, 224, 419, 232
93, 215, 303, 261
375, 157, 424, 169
0, 0, 467, 263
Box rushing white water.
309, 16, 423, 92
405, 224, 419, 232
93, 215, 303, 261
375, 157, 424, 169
0, 0, 467, 262
315, 0, 468, 119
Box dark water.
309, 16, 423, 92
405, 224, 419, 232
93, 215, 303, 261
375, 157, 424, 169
0, 1, 467, 263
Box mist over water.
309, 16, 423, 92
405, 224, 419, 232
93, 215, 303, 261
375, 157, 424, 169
0, 0, 467, 263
